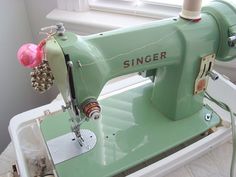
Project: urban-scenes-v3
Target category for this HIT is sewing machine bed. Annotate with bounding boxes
[41,83,220,177]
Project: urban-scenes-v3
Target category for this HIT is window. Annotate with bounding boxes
[57,0,211,19]
[50,0,215,35]
[130,0,183,6]
[143,0,211,6]
[88,0,182,18]
[89,0,211,8]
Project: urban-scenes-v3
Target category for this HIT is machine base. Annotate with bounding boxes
[41,83,220,177]
[47,129,97,164]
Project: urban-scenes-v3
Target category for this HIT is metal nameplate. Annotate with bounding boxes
[47,129,97,164]
[194,54,215,94]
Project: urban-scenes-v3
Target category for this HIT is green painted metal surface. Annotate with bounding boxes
[47,0,236,121]
[42,1,236,176]
[54,14,219,120]
[45,39,68,102]
[41,83,220,177]
[202,0,236,61]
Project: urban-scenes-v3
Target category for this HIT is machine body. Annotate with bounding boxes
[46,0,236,125]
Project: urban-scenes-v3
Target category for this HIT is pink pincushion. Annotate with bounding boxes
[17,40,46,68]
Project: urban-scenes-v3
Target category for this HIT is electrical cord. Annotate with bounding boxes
[204,92,236,177]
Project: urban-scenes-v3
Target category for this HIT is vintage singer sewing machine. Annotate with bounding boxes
[14,0,236,176]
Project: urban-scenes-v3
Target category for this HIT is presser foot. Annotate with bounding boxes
[75,134,85,147]
[71,126,85,146]
[70,120,85,146]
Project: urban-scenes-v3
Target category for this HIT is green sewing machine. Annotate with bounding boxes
[17,0,236,176]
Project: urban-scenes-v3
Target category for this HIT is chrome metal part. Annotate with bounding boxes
[56,23,65,36]
[205,113,212,121]
[65,60,80,117]
[47,129,97,164]
[194,54,215,94]
[40,23,65,39]
[61,102,71,112]
[228,35,236,47]
[67,61,73,68]
[65,59,84,140]
[208,71,219,81]
[77,60,82,68]
[71,124,81,137]
[89,110,101,120]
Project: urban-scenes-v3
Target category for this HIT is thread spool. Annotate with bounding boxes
[180,0,202,21]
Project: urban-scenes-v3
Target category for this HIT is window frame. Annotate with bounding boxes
[57,0,182,19]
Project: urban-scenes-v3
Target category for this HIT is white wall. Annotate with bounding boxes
[24,0,57,42]
[0,0,57,153]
